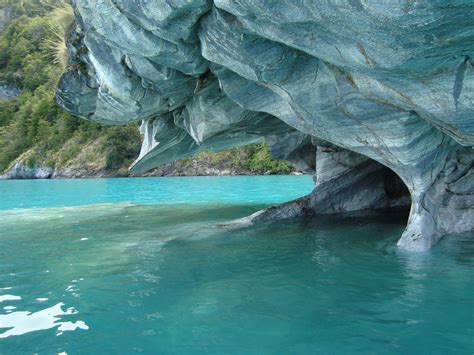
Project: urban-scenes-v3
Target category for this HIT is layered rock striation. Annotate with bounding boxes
[56,0,473,251]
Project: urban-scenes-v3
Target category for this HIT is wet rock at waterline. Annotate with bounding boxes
[56,0,474,251]
[0,162,53,180]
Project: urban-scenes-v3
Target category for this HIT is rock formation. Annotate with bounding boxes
[56,0,473,251]
[0,162,53,180]
[0,82,20,100]
[0,4,12,32]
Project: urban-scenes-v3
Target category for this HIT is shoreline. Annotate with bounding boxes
[0,161,304,180]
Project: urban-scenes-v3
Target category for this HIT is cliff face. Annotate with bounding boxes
[0,5,12,32]
[56,0,473,251]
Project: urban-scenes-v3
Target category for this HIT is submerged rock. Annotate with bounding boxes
[56,0,474,251]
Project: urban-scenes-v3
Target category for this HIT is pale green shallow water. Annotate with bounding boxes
[0,177,472,354]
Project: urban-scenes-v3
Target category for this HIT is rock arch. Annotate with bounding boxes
[56,0,473,251]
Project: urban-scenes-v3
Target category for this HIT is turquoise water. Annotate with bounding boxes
[0,177,472,354]
[0,176,314,210]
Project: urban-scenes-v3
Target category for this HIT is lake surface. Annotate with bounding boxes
[0,177,472,354]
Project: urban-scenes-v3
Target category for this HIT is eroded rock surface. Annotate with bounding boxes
[0,82,20,100]
[0,162,53,180]
[56,0,474,251]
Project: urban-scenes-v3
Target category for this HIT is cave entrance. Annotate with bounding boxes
[381,166,410,202]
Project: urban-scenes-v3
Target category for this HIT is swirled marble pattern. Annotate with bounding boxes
[56,0,473,250]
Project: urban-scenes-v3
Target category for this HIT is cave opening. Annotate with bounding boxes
[381,166,410,202]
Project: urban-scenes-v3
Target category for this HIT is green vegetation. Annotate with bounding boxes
[0,0,148,174]
[235,143,294,174]
[0,0,295,176]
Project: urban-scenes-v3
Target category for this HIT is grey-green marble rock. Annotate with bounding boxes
[57,0,474,251]
[0,5,12,32]
[0,82,20,100]
[0,162,53,179]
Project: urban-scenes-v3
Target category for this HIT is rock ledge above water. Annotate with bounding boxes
[56,0,474,251]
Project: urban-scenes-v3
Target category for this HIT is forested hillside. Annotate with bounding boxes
[0,0,294,178]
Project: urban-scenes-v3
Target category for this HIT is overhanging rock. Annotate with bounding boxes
[57,0,474,251]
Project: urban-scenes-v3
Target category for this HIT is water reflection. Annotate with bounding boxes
[0,202,471,353]
[0,295,21,303]
[0,302,88,338]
